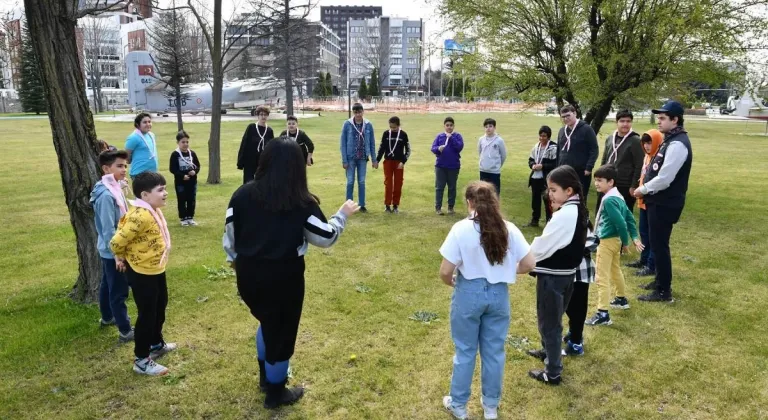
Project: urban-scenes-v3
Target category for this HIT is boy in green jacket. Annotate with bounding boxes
[586,164,644,326]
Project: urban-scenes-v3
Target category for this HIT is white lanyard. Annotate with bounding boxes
[138,131,156,160]
[256,124,268,152]
[534,142,548,165]
[287,129,299,142]
[444,132,452,146]
[563,122,577,152]
[387,129,401,156]
[608,130,631,164]
[175,148,195,169]
[353,120,365,142]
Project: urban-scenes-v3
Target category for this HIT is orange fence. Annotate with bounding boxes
[293,97,555,115]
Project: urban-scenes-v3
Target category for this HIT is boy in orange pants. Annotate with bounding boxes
[376,116,411,214]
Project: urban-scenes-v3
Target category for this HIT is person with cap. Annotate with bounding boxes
[633,101,693,303]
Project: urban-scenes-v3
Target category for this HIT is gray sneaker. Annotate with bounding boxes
[99,318,116,328]
[481,396,498,419]
[119,328,135,343]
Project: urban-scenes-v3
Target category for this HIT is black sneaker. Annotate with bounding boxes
[385,206,392,213]
[436,208,444,216]
[264,380,304,409]
[393,206,399,214]
[526,348,547,362]
[360,206,368,213]
[525,220,540,227]
[609,296,630,310]
[640,280,657,290]
[626,260,645,269]
[563,331,571,344]
[638,290,674,303]
[528,369,561,386]
[636,267,655,277]
[447,207,455,215]
[585,312,613,326]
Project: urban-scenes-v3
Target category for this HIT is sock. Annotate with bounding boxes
[265,360,290,384]
[256,326,266,361]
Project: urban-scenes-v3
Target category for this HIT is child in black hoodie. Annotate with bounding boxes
[169,130,201,226]
[376,116,411,214]
[280,115,315,166]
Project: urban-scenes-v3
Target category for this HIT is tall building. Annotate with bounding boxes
[1,19,23,90]
[320,5,382,86]
[348,17,423,95]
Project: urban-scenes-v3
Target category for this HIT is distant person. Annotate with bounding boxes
[376,116,411,214]
[125,113,159,178]
[340,103,377,213]
[238,106,274,184]
[585,165,642,327]
[526,165,588,386]
[633,101,693,303]
[431,116,464,215]
[595,109,643,213]
[439,181,534,420]
[556,105,599,199]
[110,172,177,376]
[627,130,663,280]
[223,138,359,409]
[526,125,558,227]
[477,118,507,195]
[169,130,201,226]
[90,149,133,343]
[279,115,314,166]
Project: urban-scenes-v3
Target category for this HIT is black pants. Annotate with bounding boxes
[127,266,168,359]
[579,172,592,200]
[647,203,683,295]
[243,167,257,184]
[595,186,636,217]
[530,178,552,222]
[175,180,197,220]
[565,282,590,344]
[236,256,305,363]
[479,171,501,195]
[435,167,460,210]
[536,273,574,377]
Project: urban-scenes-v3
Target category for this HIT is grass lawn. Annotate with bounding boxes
[0,112,766,419]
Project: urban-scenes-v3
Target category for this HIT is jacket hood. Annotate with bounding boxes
[642,129,663,156]
[90,181,108,205]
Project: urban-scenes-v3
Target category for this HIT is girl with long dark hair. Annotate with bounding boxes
[439,181,535,419]
[223,137,359,409]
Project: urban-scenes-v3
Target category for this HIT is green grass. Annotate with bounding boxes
[0,113,767,419]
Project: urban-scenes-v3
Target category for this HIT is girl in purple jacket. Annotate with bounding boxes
[431,116,464,215]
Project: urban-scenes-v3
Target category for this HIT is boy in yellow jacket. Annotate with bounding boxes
[111,171,176,376]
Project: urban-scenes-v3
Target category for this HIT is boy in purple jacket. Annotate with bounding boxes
[431,116,464,215]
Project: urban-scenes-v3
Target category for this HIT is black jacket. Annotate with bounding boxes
[600,131,644,188]
[557,121,599,172]
[237,124,274,170]
[527,140,558,187]
[279,129,315,163]
[169,149,201,183]
[376,129,411,163]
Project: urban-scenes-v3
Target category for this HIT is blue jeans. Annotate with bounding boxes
[639,208,656,271]
[449,274,510,408]
[99,258,131,334]
[345,159,368,207]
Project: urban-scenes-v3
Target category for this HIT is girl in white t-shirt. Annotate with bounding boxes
[439,181,535,420]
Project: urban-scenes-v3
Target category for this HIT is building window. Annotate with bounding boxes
[391,58,401,65]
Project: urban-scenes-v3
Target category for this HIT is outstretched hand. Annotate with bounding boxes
[634,239,645,252]
[339,200,361,217]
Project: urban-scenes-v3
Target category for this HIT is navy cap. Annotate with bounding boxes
[652,100,684,116]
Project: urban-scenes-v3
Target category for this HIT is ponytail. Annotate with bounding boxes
[465,181,508,265]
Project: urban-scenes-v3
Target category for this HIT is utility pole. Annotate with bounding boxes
[347,19,351,118]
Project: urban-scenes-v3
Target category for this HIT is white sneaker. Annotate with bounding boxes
[133,358,168,376]
[180,219,189,226]
[187,219,198,226]
[481,397,498,420]
[442,396,468,420]
[149,342,177,360]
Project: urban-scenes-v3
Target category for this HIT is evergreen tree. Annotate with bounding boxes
[18,20,47,114]
[238,48,253,79]
[312,71,326,97]
[368,68,379,97]
[358,78,368,99]
[324,72,333,96]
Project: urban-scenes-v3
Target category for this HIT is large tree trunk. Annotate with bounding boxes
[24,0,103,303]
[206,0,222,184]
[584,95,615,135]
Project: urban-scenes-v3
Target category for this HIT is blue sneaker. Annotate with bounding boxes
[563,340,584,356]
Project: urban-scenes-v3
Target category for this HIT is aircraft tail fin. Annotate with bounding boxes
[125,51,159,110]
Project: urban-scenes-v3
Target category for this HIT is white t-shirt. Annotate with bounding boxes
[440,218,531,284]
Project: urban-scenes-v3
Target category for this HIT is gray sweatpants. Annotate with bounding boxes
[536,273,575,377]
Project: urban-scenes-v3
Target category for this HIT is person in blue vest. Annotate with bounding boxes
[633,101,693,303]
[125,113,159,179]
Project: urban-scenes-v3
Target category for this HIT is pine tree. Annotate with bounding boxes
[358,78,368,99]
[18,20,47,114]
[368,68,379,97]
[239,48,253,79]
[324,72,333,96]
[312,71,325,97]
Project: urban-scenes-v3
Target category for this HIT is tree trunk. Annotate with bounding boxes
[91,82,98,113]
[206,0,222,184]
[175,80,183,131]
[584,95,615,135]
[282,2,294,115]
[24,0,103,303]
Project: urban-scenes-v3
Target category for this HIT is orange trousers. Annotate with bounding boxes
[383,159,405,206]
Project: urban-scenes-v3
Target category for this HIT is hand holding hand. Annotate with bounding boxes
[339,200,361,217]
[372,162,379,169]
[397,162,404,169]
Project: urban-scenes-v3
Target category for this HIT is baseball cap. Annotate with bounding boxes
[652,100,684,116]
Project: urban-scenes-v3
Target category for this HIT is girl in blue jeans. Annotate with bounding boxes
[439,181,535,419]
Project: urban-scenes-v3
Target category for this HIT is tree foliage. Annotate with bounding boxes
[368,68,379,97]
[358,78,368,99]
[18,19,47,114]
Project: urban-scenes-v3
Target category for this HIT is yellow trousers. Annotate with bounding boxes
[595,237,626,311]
